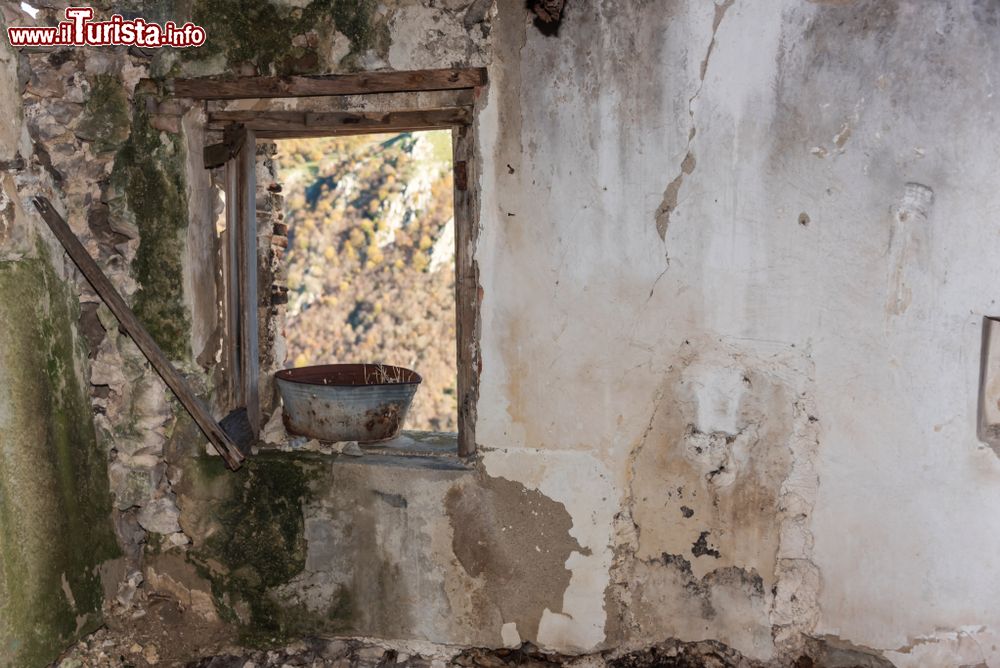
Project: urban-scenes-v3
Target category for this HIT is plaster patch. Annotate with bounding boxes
[884,626,1000,668]
[446,473,580,646]
[612,338,819,659]
[480,449,616,652]
[885,182,934,318]
[629,342,806,582]
[500,622,521,648]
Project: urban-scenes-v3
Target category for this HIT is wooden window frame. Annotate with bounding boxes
[188,68,485,457]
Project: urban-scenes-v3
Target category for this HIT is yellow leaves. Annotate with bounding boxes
[323,246,336,261]
[412,252,429,272]
[348,228,365,248]
[418,234,433,250]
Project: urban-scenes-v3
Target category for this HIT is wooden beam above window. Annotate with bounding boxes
[166,67,487,100]
[206,108,472,138]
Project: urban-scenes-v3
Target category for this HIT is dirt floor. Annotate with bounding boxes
[50,596,234,668]
[46,588,786,668]
[51,609,763,668]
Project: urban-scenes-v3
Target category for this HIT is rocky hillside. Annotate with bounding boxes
[274,131,457,432]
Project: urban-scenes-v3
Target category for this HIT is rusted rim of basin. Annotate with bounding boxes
[275,363,422,387]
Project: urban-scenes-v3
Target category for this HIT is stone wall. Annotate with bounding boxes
[1,0,494,664]
[0,8,120,666]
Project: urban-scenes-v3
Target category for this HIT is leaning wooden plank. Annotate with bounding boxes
[32,197,246,471]
[168,67,487,100]
[207,108,472,135]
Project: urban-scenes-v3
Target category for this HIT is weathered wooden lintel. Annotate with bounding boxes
[166,67,487,100]
[206,108,472,139]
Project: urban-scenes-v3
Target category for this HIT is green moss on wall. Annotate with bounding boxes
[0,253,120,667]
[330,0,386,55]
[327,585,352,629]
[186,0,388,74]
[77,74,130,153]
[188,455,321,646]
[111,102,191,360]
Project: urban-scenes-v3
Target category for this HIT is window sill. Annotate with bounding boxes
[364,430,458,456]
[258,429,470,471]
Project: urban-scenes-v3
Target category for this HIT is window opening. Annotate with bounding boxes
[274,130,458,432]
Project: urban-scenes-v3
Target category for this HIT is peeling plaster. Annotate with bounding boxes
[884,626,1000,667]
[884,181,934,319]
[446,474,581,644]
[481,449,616,653]
[607,338,819,661]
[4,1,1000,665]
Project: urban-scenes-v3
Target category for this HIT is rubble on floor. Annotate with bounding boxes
[51,622,845,668]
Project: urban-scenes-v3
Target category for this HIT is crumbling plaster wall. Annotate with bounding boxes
[477,0,1000,665]
[7,0,1000,666]
[182,1,1000,663]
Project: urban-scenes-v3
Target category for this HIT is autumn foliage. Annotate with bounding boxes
[275,131,457,432]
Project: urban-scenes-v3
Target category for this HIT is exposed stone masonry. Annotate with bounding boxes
[9,6,192,618]
[5,3,495,653]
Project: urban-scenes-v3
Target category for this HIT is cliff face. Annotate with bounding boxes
[276,131,458,432]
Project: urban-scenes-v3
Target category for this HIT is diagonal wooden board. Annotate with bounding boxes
[33,196,245,470]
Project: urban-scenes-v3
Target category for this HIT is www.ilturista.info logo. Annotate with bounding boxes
[7,7,206,48]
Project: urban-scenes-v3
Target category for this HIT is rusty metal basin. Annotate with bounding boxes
[275,364,422,443]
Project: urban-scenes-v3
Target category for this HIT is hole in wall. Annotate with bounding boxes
[527,0,567,36]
